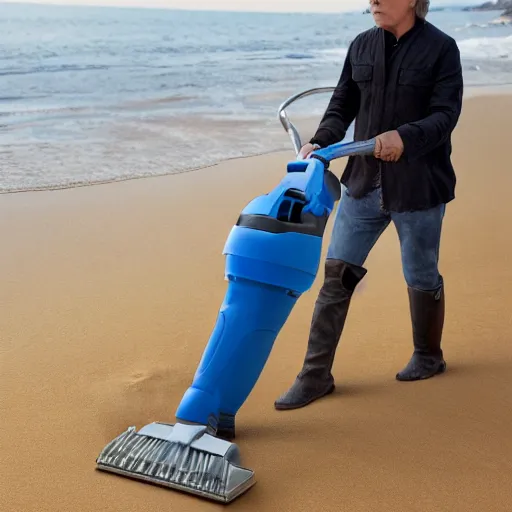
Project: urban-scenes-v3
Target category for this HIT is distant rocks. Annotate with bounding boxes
[464,0,511,10]
[489,13,511,25]
[464,0,512,24]
[491,6,512,24]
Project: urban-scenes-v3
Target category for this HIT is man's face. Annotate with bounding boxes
[370,0,414,30]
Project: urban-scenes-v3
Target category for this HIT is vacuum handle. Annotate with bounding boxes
[313,137,376,163]
[278,88,377,217]
[277,87,376,163]
[277,86,336,155]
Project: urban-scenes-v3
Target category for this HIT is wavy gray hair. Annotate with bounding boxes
[415,0,430,19]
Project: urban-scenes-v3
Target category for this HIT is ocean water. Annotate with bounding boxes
[1,3,511,192]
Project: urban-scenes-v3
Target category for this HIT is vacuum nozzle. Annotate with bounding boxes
[96,422,255,504]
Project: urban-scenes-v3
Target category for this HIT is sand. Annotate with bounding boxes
[1,94,512,512]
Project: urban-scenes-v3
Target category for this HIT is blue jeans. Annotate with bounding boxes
[326,187,445,291]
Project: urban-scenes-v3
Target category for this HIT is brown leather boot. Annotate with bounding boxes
[396,282,446,381]
[274,259,367,410]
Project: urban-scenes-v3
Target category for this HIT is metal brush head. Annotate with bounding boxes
[95,422,255,504]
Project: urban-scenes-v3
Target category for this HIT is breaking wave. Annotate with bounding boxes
[457,35,512,60]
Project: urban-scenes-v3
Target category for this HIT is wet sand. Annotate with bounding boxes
[1,94,512,511]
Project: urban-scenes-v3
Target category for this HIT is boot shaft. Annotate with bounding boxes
[300,259,367,379]
[408,282,445,357]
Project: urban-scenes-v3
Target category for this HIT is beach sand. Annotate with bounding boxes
[1,94,512,512]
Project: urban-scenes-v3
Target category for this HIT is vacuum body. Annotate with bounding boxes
[175,159,340,431]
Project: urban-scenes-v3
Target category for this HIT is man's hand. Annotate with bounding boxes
[298,143,320,160]
[374,130,404,162]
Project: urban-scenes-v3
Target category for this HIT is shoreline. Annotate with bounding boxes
[2,84,511,197]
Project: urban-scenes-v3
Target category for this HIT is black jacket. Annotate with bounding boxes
[310,18,464,212]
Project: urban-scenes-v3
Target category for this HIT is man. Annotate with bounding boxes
[274,0,463,411]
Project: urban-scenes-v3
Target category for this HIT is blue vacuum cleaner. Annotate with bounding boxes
[95,88,375,504]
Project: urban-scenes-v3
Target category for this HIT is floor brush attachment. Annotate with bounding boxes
[96,422,253,503]
[95,136,379,503]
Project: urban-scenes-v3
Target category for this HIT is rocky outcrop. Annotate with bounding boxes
[464,0,512,10]
[465,0,512,23]
[492,6,512,22]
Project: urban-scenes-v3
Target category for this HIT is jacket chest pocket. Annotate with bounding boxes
[398,67,434,88]
[351,64,373,90]
[396,67,434,121]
